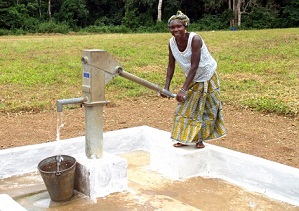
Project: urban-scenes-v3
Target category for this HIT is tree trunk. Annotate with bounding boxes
[48,0,51,20]
[157,0,162,22]
[229,0,233,27]
[237,0,241,26]
[37,0,42,18]
[233,0,237,27]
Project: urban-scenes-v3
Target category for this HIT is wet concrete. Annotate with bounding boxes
[0,151,298,211]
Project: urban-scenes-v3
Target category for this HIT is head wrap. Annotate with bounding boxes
[168,11,190,27]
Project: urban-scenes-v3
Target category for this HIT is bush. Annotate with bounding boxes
[241,7,278,29]
[0,29,10,36]
[36,21,71,34]
[280,1,299,28]
[190,14,231,31]
[11,29,27,35]
[22,17,40,32]
[136,21,168,33]
[109,25,131,33]
[80,25,131,33]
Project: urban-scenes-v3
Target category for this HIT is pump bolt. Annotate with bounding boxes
[115,66,123,73]
[81,56,88,64]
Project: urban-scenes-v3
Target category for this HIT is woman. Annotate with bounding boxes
[162,11,226,148]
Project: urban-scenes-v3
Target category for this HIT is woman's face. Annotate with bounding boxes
[169,19,186,38]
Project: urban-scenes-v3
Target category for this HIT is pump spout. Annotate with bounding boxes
[56,97,87,112]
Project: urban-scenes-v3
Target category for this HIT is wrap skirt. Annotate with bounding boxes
[171,72,227,143]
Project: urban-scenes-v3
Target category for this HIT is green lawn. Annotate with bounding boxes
[0,28,298,116]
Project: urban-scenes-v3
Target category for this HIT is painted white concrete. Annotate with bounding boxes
[0,137,84,178]
[149,131,299,206]
[74,152,128,199]
[0,194,27,211]
[150,140,211,179]
[0,126,147,179]
[0,126,299,206]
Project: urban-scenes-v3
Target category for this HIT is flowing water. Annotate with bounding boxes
[56,112,65,172]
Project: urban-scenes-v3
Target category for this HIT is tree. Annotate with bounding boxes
[0,3,38,30]
[122,0,156,29]
[47,0,51,19]
[56,0,89,28]
[281,0,299,27]
[157,0,162,22]
[36,0,41,18]
[229,0,257,27]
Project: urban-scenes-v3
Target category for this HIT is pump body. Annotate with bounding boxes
[56,49,177,159]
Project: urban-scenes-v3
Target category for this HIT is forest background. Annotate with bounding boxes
[0,0,299,35]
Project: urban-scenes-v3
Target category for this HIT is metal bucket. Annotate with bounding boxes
[38,155,76,202]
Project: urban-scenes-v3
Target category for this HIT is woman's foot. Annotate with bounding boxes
[173,142,188,147]
[195,141,205,149]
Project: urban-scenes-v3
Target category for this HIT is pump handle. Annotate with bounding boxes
[116,67,178,99]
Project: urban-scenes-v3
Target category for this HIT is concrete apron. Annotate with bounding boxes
[0,126,299,210]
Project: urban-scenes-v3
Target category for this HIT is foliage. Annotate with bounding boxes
[190,12,232,31]
[55,0,89,29]
[281,0,299,27]
[0,0,298,34]
[122,1,141,29]
[80,24,131,33]
[136,21,169,33]
[0,29,10,36]
[36,21,71,34]
[241,6,278,29]
[122,0,156,30]
[0,3,38,31]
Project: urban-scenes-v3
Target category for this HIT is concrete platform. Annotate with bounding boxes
[0,126,299,210]
[74,152,128,198]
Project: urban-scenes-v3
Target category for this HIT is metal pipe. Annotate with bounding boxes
[116,67,176,98]
[56,97,87,112]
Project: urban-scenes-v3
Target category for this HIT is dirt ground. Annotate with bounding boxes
[1,96,298,168]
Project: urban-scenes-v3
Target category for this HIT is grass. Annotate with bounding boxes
[0,28,298,116]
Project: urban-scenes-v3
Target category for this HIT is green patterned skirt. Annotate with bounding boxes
[171,72,226,143]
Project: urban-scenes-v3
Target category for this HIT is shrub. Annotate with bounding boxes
[80,25,131,33]
[36,21,71,34]
[241,7,278,29]
[190,14,230,31]
[0,29,10,36]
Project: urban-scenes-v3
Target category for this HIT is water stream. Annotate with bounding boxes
[56,112,65,172]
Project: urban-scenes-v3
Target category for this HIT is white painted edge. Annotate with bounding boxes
[0,194,27,211]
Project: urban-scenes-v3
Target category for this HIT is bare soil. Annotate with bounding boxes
[1,97,298,168]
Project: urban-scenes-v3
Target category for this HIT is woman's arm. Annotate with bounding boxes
[176,35,202,102]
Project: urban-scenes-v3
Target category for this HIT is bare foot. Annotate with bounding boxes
[195,141,205,148]
[173,142,188,147]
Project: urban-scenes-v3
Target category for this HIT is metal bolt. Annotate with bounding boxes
[81,56,88,64]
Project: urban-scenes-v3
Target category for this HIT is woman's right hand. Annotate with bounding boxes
[176,90,186,102]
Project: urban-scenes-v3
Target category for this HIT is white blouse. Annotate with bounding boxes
[169,32,217,82]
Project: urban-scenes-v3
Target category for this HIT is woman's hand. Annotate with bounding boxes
[160,92,169,98]
[176,90,186,102]
[161,87,171,98]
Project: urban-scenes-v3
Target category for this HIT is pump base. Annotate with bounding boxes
[74,152,128,198]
